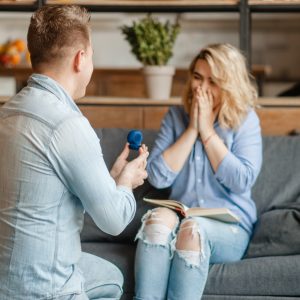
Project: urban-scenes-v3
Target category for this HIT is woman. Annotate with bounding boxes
[134,43,263,300]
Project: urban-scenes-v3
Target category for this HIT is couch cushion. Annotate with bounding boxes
[248,136,300,258]
[94,128,158,169]
[252,136,300,215]
[205,255,300,297]
[245,204,300,258]
[82,242,300,298]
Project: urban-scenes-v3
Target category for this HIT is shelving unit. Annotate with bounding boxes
[1,1,300,101]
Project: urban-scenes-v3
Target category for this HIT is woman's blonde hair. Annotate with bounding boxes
[182,43,257,129]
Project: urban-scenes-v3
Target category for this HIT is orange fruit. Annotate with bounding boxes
[12,39,26,52]
[0,54,10,66]
[10,53,21,66]
[6,45,18,56]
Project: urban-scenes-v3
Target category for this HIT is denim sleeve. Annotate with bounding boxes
[47,116,136,236]
[214,110,263,194]
[147,109,179,189]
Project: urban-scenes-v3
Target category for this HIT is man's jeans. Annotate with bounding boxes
[65,252,123,300]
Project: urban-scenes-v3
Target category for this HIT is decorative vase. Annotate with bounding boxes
[142,65,175,100]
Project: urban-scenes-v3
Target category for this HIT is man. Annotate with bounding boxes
[0,5,148,300]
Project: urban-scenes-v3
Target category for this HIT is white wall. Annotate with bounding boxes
[1,12,299,96]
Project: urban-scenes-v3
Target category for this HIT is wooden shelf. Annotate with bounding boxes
[0,95,182,105]
[250,0,300,5]
[78,97,182,106]
[257,97,300,107]
[1,95,300,106]
[47,0,238,5]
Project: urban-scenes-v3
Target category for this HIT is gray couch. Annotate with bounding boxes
[81,128,300,300]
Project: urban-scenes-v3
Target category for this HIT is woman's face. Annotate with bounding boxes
[190,58,222,111]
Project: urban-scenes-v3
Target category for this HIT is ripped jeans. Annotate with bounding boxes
[134,208,250,300]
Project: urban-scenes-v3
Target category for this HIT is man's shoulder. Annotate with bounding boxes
[4,86,82,129]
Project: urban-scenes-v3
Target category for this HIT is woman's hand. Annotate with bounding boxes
[196,87,218,140]
[188,92,199,133]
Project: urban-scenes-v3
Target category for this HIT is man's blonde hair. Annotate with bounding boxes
[27,5,91,69]
[183,43,257,129]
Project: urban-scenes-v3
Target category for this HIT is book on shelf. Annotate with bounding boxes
[143,198,240,223]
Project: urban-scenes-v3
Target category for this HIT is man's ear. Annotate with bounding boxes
[73,49,85,73]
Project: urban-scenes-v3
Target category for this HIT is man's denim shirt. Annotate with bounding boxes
[0,74,136,299]
[147,106,263,234]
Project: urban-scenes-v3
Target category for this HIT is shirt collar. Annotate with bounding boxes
[27,73,82,114]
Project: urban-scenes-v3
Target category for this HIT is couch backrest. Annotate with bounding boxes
[252,135,300,214]
[94,128,158,170]
[96,128,300,212]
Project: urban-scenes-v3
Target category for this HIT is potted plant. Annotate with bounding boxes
[121,15,180,100]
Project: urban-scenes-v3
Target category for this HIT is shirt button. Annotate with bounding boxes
[199,199,205,204]
[197,178,201,183]
[196,156,200,161]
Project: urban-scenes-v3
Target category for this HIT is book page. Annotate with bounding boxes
[143,198,190,215]
[143,198,239,223]
[186,207,240,222]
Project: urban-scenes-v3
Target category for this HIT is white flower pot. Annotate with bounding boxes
[142,65,175,100]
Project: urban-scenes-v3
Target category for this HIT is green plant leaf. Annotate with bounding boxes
[121,15,180,66]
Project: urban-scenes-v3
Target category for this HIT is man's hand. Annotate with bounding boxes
[110,143,130,180]
[112,144,149,190]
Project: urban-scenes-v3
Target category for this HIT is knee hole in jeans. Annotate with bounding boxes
[145,207,178,229]
[176,219,201,251]
[143,208,178,245]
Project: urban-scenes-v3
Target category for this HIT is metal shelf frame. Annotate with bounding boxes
[242,0,300,65]
[0,1,240,12]
[250,4,300,13]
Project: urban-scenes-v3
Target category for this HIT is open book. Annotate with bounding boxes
[143,198,240,223]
